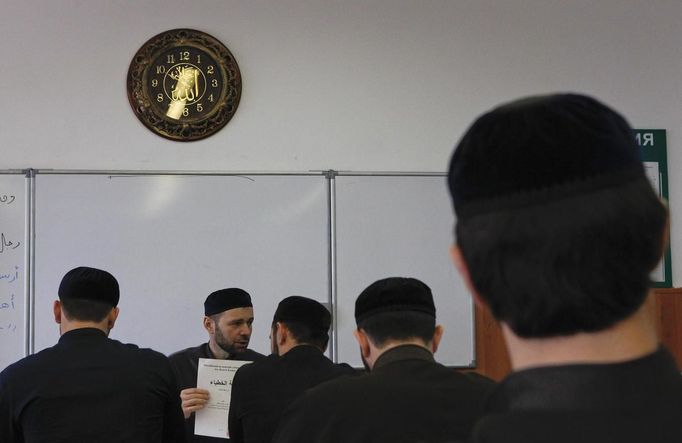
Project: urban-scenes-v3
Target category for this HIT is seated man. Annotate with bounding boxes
[228,296,356,443]
[273,277,494,443]
[447,93,682,442]
[0,266,185,442]
[169,288,265,443]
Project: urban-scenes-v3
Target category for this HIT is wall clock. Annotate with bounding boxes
[127,29,241,141]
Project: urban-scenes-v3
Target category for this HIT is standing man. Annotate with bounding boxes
[447,93,682,442]
[0,266,186,442]
[228,296,356,443]
[169,288,265,442]
[273,277,494,443]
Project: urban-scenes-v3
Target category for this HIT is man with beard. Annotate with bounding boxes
[273,277,494,443]
[169,288,265,442]
[228,296,356,443]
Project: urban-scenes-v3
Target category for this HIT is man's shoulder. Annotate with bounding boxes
[379,354,494,384]
[168,343,204,358]
[301,369,364,398]
[168,343,205,362]
[317,358,358,379]
[331,361,357,374]
[236,348,267,362]
[471,408,682,443]
[233,353,278,381]
[1,339,171,385]
[104,337,170,363]
[1,347,54,381]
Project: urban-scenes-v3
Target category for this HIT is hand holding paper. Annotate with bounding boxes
[194,358,252,439]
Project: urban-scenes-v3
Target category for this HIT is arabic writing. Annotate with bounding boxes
[0,233,20,253]
[209,379,229,386]
[0,266,19,283]
[170,66,200,102]
[0,194,15,205]
[0,293,15,310]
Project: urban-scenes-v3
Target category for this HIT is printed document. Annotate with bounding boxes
[195,358,252,439]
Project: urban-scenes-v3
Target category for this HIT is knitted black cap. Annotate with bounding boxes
[204,288,252,316]
[355,277,436,324]
[58,266,120,307]
[273,296,331,333]
[448,93,646,219]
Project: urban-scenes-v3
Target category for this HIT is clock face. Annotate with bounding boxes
[127,29,241,141]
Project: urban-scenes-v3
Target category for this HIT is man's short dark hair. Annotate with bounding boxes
[274,320,330,350]
[456,179,666,337]
[448,93,667,338]
[61,298,113,322]
[357,311,436,347]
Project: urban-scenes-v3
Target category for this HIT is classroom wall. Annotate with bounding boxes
[2,1,681,279]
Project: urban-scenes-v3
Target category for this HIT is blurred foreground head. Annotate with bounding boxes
[447,93,667,338]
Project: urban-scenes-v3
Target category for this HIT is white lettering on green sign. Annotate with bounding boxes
[635,132,654,147]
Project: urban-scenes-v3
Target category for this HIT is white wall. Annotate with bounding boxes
[3,0,682,281]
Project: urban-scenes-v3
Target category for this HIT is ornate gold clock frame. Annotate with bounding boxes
[127,29,241,141]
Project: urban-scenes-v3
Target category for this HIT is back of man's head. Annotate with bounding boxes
[355,277,437,346]
[58,266,119,322]
[447,93,667,338]
[272,296,331,350]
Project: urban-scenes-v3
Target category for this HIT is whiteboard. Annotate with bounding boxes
[334,175,474,367]
[33,174,329,356]
[0,173,27,372]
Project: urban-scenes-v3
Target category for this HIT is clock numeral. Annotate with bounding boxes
[167,54,175,64]
[196,54,202,64]
[180,51,190,61]
[197,103,203,112]
[207,65,214,75]
[151,79,158,87]
[183,107,189,117]
[212,79,218,87]
[156,65,166,74]
[208,94,214,103]
[157,93,164,103]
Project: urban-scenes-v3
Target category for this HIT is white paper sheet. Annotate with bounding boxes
[195,358,252,439]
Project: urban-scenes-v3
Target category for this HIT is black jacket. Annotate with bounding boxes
[273,344,495,443]
[168,343,265,442]
[470,347,682,443]
[0,328,186,443]
[228,345,357,443]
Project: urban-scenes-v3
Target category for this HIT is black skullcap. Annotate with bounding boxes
[273,296,331,333]
[355,277,436,324]
[448,93,647,219]
[58,266,120,307]
[204,288,253,316]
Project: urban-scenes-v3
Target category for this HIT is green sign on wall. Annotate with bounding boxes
[634,129,672,288]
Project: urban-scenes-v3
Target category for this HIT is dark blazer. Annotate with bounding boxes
[228,344,357,443]
[272,344,495,443]
[0,328,186,443]
[469,347,682,443]
[168,343,265,443]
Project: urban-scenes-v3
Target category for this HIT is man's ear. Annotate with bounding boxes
[450,244,488,310]
[431,324,444,354]
[277,322,288,345]
[353,328,371,360]
[53,300,62,324]
[203,316,214,334]
[107,307,120,330]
